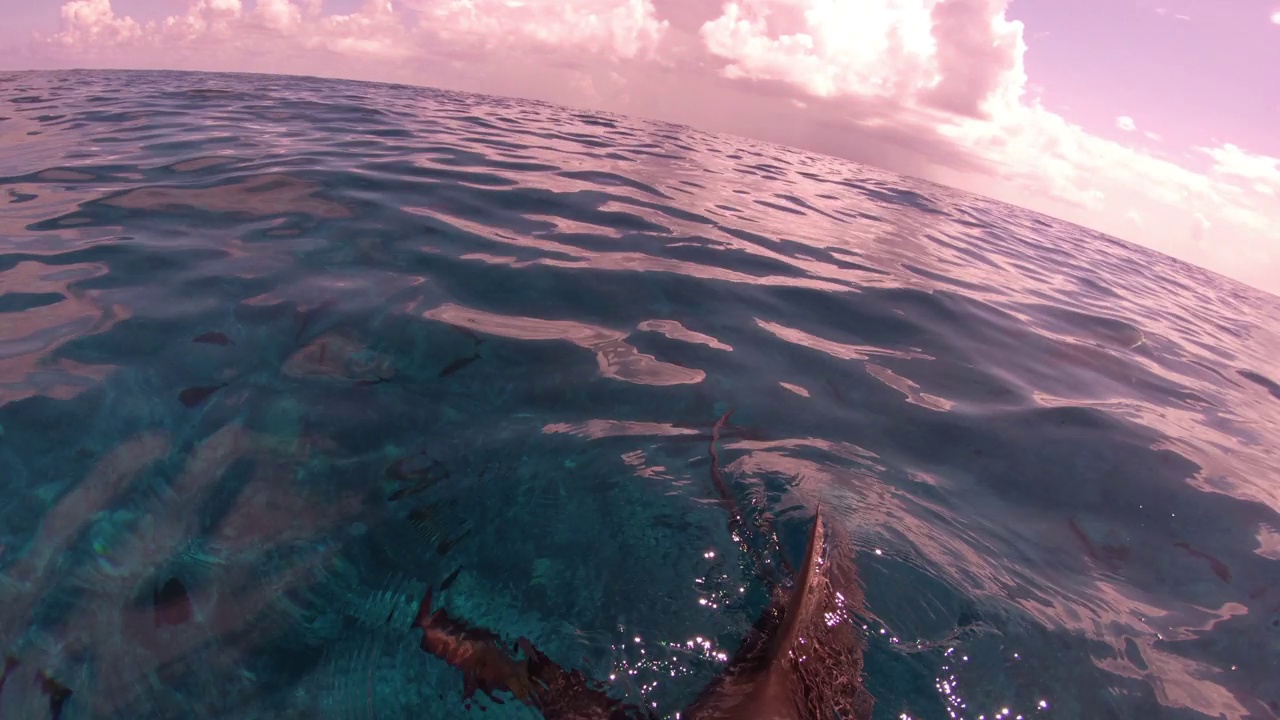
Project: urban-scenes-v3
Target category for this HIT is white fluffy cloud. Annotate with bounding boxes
[42,0,667,61]
[55,0,142,46]
[700,0,941,101]
[255,0,304,32]
[159,0,244,40]
[1199,143,1280,196]
[699,0,1026,119]
[421,0,669,60]
[306,0,414,59]
[695,0,1279,286]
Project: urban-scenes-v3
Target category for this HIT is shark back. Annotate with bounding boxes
[409,506,872,720]
[682,508,846,720]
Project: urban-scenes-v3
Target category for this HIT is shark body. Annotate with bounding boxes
[680,509,870,720]
[412,507,872,720]
[411,410,872,719]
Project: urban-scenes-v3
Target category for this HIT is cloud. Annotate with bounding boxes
[44,0,416,65]
[1198,143,1280,196]
[1272,8,1280,24]
[1154,7,1191,21]
[159,0,245,40]
[20,0,1280,292]
[307,1,415,60]
[698,0,1025,119]
[255,0,304,32]
[418,0,669,60]
[40,0,667,63]
[690,0,1254,221]
[55,0,143,46]
[693,0,1279,285]
[699,1,940,101]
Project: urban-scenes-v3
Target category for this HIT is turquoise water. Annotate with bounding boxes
[1,69,1279,720]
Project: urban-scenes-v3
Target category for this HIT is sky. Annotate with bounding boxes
[0,0,1277,294]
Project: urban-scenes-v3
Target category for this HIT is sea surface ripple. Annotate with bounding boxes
[2,69,1279,720]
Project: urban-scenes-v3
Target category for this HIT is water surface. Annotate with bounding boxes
[1,69,1279,720]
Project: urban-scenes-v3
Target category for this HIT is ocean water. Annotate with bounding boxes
[1,68,1279,720]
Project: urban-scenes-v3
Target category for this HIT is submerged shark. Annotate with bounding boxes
[410,410,872,719]
[411,506,874,720]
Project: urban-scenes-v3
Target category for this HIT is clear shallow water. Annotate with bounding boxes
[1,68,1279,720]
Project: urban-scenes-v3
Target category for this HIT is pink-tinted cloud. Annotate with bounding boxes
[416,0,668,60]
[255,0,304,32]
[11,0,1280,292]
[39,0,666,63]
[1154,7,1191,22]
[699,1,937,101]
[55,0,143,46]
[699,0,1026,121]
[1199,143,1280,196]
[310,1,414,59]
[692,0,1280,286]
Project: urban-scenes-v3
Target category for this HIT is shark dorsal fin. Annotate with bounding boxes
[764,505,826,665]
[655,506,839,720]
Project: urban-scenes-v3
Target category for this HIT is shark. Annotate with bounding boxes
[678,507,872,720]
[411,505,873,720]
[409,409,873,719]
